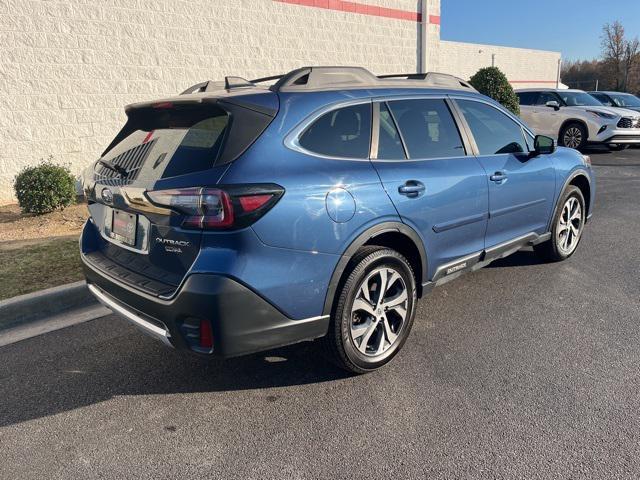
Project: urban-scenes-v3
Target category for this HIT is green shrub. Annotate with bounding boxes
[14,157,76,214]
[469,66,520,115]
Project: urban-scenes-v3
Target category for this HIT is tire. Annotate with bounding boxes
[534,185,586,262]
[559,122,588,150]
[323,246,417,374]
[608,144,629,151]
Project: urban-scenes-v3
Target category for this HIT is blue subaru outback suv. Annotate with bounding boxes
[80,66,595,373]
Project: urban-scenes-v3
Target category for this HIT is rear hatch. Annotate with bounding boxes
[82,90,278,296]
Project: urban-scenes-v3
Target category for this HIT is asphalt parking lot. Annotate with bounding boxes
[1,148,639,479]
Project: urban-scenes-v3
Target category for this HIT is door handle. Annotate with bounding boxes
[398,181,426,197]
[490,171,507,183]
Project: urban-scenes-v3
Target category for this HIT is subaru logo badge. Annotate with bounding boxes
[101,188,113,204]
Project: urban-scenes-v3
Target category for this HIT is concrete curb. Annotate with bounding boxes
[0,304,111,348]
[0,281,101,332]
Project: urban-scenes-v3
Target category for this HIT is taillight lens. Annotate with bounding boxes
[146,184,283,230]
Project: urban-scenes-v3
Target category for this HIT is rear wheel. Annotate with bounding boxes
[324,247,417,374]
[534,186,586,262]
[559,123,587,150]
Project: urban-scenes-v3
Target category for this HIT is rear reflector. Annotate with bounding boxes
[239,194,273,212]
[199,320,213,349]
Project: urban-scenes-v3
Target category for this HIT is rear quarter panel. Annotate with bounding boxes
[220,91,401,255]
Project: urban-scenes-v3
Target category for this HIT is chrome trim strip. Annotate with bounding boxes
[99,229,150,255]
[87,284,173,348]
[292,314,330,324]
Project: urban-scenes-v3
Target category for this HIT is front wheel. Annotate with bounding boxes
[324,247,417,374]
[559,123,588,150]
[534,186,586,262]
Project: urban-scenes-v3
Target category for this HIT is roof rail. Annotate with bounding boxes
[378,72,475,91]
[250,74,286,84]
[181,76,257,95]
[270,67,476,92]
[378,72,475,90]
[181,67,476,95]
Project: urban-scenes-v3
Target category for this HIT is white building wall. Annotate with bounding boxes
[0,0,421,203]
[0,0,562,204]
[439,40,561,89]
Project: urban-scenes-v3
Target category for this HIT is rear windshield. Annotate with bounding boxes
[98,106,229,183]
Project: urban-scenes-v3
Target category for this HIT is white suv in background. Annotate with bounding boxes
[516,89,640,151]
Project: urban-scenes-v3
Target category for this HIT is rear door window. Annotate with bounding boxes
[457,99,527,155]
[387,99,465,159]
[299,103,372,159]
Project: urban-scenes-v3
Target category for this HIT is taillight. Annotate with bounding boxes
[146,184,284,230]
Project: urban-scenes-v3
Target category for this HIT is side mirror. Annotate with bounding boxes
[545,100,560,111]
[533,135,555,156]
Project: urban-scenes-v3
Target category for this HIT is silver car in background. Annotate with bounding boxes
[516,89,640,151]
[589,91,640,114]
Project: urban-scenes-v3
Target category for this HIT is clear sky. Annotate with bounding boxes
[440,0,640,61]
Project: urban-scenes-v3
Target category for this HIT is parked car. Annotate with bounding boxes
[80,67,595,373]
[516,88,640,151]
[589,91,640,113]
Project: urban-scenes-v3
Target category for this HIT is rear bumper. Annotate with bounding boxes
[82,254,329,358]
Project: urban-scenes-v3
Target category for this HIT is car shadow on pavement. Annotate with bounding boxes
[486,250,546,269]
[0,320,353,427]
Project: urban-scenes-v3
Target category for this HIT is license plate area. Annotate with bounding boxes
[110,210,137,247]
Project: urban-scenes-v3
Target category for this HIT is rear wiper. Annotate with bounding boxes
[97,159,128,177]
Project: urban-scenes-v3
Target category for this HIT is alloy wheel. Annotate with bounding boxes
[563,127,583,149]
[557,196,582,254]
[350,266,408,357]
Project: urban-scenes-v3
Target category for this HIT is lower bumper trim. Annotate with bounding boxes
[601,135,640,144]
[88,283,173,348]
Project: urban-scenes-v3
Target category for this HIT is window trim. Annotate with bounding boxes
[370,95,472,162]
[450,96,535,157]
[286,94,537,162]
[285,99,374,161]
[371,101,409,161]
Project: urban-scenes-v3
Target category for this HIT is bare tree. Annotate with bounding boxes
[623,37,640,91]
[601,21,626,89]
